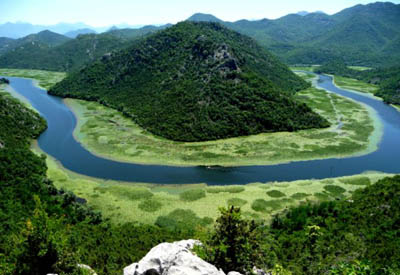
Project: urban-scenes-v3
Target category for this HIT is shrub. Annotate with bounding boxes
[339,177,371,186]
[155,209,212,231]
[251,199,283,212]
[267,190,286,198]
[207,186,245,194]
[291,193,310,200]
[198,206,268,274]
[323,185,346,196]
[138,200,162,212]
[227,198,247,207]
[179,189,206,202]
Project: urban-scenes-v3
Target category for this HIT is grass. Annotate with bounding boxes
[0,68,66,90]
[266,190,286,198]
[333,76,378,94]
[65,85,380,167]
[348,66,372,71]
[36,146,392,226]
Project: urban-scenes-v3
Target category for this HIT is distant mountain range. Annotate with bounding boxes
[186,2,400,66]
[0,22,147,39]
[0,2,399,68]
[0,25,169,72]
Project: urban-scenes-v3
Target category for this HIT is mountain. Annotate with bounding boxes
[49,22,328,142]
[0,26,166,72]
[0,30,70,56]
[64,28,97,38]
[0,22,94,38]
[187,13,224,23]
[185,2,400,66]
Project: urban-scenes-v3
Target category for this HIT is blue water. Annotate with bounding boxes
[3,74,400,185]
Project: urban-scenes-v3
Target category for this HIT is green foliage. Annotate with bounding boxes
[227,198,247,207]
[179,189,206,202]
[267,190,287,198]
[0,77,9,84]
[49,22,328,142]
[290,193,310,200]
[270,176,400,274]
[155,209,213,231]
[339,177,371,186]
[323,185,346,196]
[199,206,269,274]
[138,200,163,212]
[207,186,245,194]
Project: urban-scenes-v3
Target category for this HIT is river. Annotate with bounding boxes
[3,74,400,185]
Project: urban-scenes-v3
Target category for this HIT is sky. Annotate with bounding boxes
[1,0,400,27]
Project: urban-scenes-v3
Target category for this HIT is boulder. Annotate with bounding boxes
[123,240,226,275]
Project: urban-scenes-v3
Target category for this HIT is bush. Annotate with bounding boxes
[267,190,286,198]
[323,185,346,196]
[291,193,310,200]
[155,209,212,231]
[138,200,162,212]
[179,189,206,202]
[198,206,268,274]
[227,198,247,207]
[207,186,245,194]
[251,199,283,212]
[339,177,371,186]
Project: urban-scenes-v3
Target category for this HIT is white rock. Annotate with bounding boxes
[123,239,225,275]
[228,272,243,275]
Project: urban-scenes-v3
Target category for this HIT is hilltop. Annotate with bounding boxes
[50,22,328,142]
[0,26,167,72]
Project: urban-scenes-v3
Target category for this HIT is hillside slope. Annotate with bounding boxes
[0,26,166,72]
[50,22,328,142]
[188,2,400,66]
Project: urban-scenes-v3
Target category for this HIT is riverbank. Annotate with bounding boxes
[0,68,65,89]
[65,81,380,167]
[32,143,391,225]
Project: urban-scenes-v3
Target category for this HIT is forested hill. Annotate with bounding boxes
[50,22,328,142]
[187,2,400,66]
[0,25,167,72]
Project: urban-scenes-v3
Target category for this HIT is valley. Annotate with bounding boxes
[1,2,400,274]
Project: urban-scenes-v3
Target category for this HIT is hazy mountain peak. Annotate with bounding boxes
[187,13,223,23]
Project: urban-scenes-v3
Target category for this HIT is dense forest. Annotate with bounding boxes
[50,22,328,142]
[316,61,400,105]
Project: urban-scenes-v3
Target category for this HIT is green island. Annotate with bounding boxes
[65,77,381,166]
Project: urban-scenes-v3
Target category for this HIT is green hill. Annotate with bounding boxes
[49,22,328,142]
[185,2,400,66]
[0,26,166,72]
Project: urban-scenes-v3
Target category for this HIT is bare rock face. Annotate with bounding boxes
[123,240,228,275]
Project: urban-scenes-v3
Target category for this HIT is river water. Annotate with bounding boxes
[3,74,400,185]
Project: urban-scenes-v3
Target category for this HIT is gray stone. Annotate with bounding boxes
[123,239,226,275]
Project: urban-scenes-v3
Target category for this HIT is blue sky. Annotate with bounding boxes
[1,0,399,26]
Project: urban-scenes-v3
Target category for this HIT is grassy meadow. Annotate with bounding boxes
[0,68,66,89]
[333,75,379,94]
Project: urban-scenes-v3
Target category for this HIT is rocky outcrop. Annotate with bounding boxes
[123,240,243,275]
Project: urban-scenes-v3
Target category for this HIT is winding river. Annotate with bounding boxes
[3,74,400,185]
